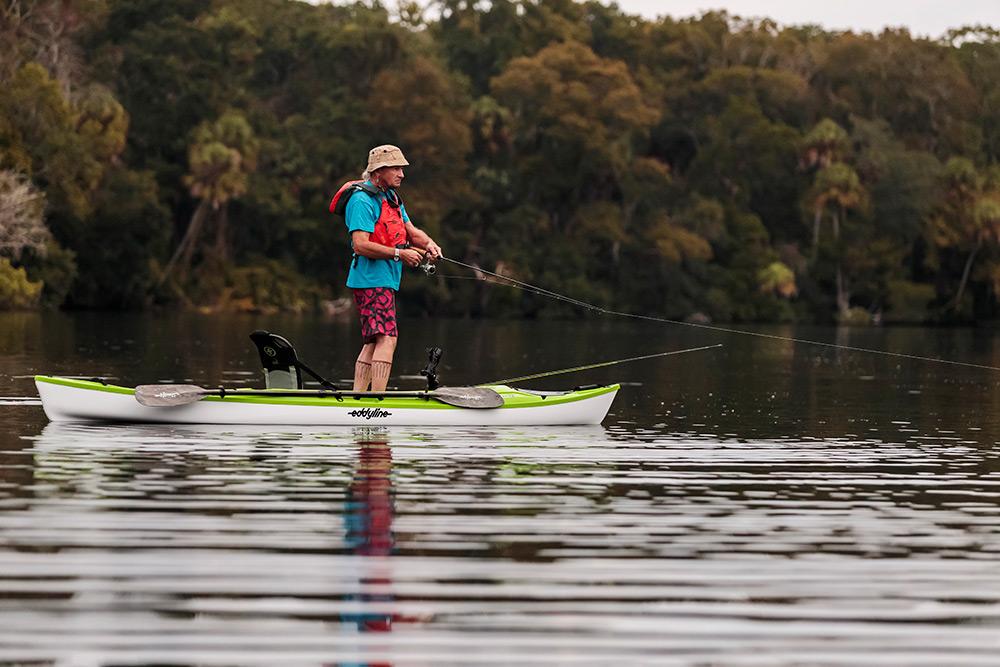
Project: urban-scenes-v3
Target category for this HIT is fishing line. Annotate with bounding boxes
[489,344,723,385]
[438,256,1000,373]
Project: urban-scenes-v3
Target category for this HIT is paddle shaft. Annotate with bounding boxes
[134,383,505,408]
[194,388,465,400]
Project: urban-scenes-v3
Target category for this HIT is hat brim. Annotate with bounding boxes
[385,158,410,167]
[368,158,410,171]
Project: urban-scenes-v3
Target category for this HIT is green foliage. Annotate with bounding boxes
[926,157,1000,315]
[802,119,849,169]
[0,258,43,309]
[758,262,797,298]
[688,97,802,240]
[68,168,170,308]
[185,111,259,206]
[884,279,935,323]
[159,110,260,288]
[809,163,867,216]
[813,31,977,153]
[491,39,660,207]
[225,259,326,313]
[0,63,106,218]
[0,0,998,324]
[838,306,874,326]
[75,85,129,165]
[646,214,712,264]
[696,66,810,127]
[21,240,77,307]
[366,54,474,229]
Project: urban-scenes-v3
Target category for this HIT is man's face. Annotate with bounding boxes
[376,166,405,188]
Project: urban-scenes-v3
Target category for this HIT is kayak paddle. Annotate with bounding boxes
[134,384,504,409]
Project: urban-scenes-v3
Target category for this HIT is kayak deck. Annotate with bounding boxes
[34,376,619,426]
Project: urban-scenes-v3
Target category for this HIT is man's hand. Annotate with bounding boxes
[425,240,443,260]
[399,248,423,267]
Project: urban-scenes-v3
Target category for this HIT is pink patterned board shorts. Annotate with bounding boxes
[353,287,398,343]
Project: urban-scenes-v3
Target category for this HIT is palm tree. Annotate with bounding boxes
[159,112,257,287]
[927,158,998,312]
[758,261,797,298]
[801,118,849,170]
[800,119,849,254]
[953,195,1000,309]
[807,162,867,317]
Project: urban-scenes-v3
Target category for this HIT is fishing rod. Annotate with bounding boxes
[437,256,1000,373]
[489,344,723,385]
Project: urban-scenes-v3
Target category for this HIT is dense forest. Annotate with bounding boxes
[1,0,998,323]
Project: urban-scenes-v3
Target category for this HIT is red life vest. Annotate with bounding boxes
[330,180,408,248]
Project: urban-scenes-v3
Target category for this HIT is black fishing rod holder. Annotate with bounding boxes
[421,347,442,390]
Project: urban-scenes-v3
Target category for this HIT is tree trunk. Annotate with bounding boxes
[615,199,637,268]
[159,198,211,286]
[177,200,213,275]
[836,266,850,318]
[811,207,822,258]
[213,206,229,262]
[953,236,983,311]
[833,207,848,317]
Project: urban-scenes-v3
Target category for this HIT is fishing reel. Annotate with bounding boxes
[418,253,437,276]
[397,243,437,276]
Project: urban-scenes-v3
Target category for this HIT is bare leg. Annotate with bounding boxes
[370,335,397,392]
[353,342,375,391]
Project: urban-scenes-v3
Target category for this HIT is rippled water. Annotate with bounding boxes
[2,312,1000,664]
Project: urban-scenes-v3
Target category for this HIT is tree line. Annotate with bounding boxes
[1,0,998,323]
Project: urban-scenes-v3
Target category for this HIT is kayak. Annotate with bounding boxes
[34,375,619,426]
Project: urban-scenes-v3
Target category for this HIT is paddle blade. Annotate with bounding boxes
[134,384,207,407]
[432,386,504,409]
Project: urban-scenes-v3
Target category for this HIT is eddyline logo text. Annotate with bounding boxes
[348,408,391,420]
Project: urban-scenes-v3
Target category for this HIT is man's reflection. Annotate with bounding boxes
[342,428,396,654]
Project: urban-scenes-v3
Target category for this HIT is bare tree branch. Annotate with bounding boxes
[0,169,50,259]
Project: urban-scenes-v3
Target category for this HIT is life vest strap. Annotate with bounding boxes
[329,180,381,216]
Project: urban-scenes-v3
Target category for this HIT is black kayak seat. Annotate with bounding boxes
[249,330,302,389]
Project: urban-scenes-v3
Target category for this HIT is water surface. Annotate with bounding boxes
[2,312,1000,664]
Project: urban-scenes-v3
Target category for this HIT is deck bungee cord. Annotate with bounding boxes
[437,256,1000,373]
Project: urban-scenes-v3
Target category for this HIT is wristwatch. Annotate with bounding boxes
[393,248,400,262]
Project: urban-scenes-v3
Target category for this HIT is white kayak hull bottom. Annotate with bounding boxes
[35,377,619,426]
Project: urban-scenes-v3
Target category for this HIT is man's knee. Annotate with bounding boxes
[357,343,375,363]
[372,335,397,362]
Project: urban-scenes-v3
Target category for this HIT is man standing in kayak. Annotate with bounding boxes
[345,145,442,392]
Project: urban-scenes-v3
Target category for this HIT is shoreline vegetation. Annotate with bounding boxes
[0,1,998,324]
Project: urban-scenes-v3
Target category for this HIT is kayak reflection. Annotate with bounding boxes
[18,421,618,663]
[28,422,425,665]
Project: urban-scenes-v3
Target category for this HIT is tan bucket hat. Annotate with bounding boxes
[366,144,409,173]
